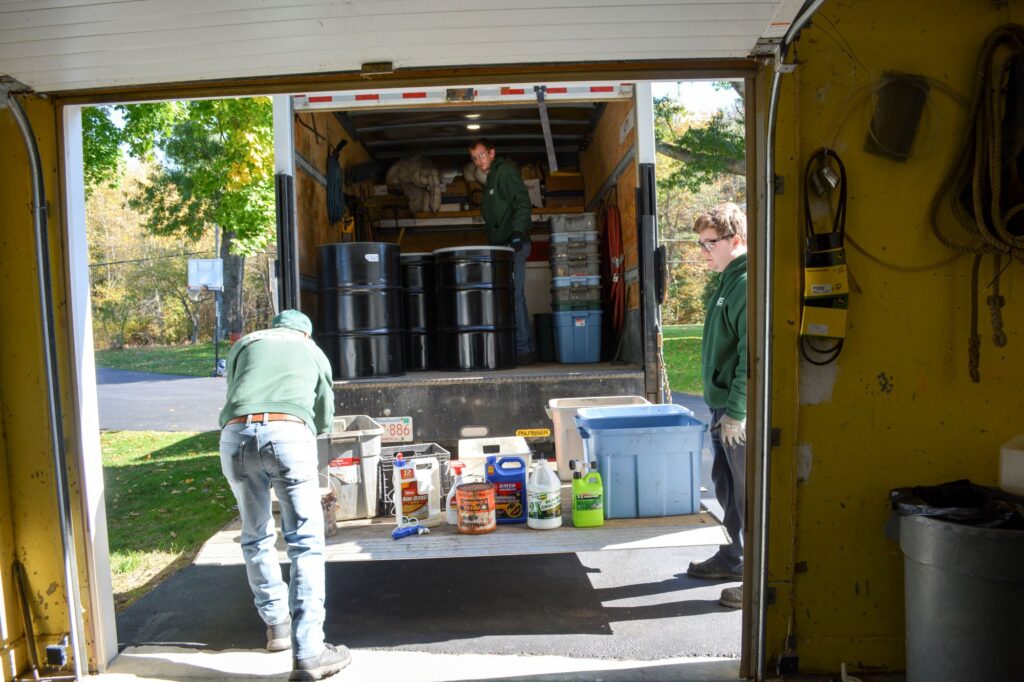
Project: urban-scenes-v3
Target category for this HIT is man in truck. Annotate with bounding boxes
[469,137,536,364]
[686,203,748,610]
[219,310,350,681]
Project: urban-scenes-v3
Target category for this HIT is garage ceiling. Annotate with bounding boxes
[0,0,803,95]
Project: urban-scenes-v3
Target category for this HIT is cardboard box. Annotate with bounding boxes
[545,172,584,193]
[545,194,585,209]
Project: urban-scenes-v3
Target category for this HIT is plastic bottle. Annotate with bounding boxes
[571,460,604,527]
[485,455,528,524]
[527,458,562,529]
[446,460,466,525]
[393,455,442,528]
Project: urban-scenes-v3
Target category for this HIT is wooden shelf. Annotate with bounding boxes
[376,206,586,229]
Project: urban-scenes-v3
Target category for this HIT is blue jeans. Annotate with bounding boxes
[220,420,325,660]
[710,407,745,568]
[513,240,535,355]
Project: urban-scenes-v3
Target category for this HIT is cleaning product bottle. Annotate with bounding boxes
[446,460,466,525]
[486,455,528,524]
[393,455,442,528]
[527,458,562,529]
[572,460,604,527]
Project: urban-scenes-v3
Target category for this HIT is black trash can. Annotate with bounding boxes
[892,481,1024,682]
[400,252,437,371]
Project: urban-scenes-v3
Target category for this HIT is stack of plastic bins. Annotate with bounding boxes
[545,395,650,481]
[456,435,532,480]
[575,404,706,519]
[378,443,452,516]
[315,415,384,520]
[549,228,600,313]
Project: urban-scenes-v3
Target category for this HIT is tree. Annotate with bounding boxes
[654,86,746,324]
[82,98,275,337]
[654,83,746,193]
[86,166,215,348]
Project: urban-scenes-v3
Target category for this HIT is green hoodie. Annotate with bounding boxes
[218,327,335,435]
[481,157,532,246]
[701,253,747,420]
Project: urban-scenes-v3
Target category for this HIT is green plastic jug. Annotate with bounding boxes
[572,466,604,528]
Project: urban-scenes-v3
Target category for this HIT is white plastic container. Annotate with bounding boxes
[457,436,532,480]
[392,456,442,527]
[545,396,650,481]
[446,461,466,525]
[527,459,563,529]
[1000,434,1024,496]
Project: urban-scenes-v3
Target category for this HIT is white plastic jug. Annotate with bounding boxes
[393,456,442,528]
[527,458,563,529]
[446,460,466,525]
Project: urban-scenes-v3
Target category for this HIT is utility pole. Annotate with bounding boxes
[214,225,222,376]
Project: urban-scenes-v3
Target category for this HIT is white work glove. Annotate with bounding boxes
[719,415,746,447]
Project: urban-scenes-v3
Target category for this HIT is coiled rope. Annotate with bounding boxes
[930,24,1024,381]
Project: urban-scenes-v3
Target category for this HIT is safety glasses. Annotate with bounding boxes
[698,234,734,252]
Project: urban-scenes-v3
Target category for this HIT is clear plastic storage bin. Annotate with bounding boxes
[545,395,650,481]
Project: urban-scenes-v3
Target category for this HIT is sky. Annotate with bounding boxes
[652,80,740,115]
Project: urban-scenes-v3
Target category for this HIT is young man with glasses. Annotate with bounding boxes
[687,203,748,610]
[468,137,536,364]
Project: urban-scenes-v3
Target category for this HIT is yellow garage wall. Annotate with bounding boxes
[0,96,90,678]
[769,0,1024,672]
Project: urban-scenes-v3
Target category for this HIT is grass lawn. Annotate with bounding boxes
[102,430,238,610]
[95,341,231,377]
[663,324,703,395]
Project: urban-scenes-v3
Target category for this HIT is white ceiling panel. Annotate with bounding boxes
[0,0,804,93]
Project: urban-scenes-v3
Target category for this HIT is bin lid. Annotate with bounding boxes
[575,404,706,437]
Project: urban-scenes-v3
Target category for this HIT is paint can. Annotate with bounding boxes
[455,481,496,535]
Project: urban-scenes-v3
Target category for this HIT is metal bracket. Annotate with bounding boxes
[534,85,559,173]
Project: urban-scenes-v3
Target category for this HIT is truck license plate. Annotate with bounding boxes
[378,416,413,443]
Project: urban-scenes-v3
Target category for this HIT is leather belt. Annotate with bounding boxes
[226,413,304,426]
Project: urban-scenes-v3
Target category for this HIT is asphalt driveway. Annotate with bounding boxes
[96,367,226,432]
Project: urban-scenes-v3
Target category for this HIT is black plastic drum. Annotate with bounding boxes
[400,253,436,371]
[434,246,515,371]
[316,242,405,379]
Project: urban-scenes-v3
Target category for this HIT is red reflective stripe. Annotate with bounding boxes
[402,92,427,99]
[590,86,614,93]
[355,93,379,101]
[307,96,332,103]
[501,87,525,95]
[546,87,568,94]
[329,458,360,467]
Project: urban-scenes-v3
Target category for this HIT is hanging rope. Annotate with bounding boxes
[604,204,626,336]
[930,24,1024,381]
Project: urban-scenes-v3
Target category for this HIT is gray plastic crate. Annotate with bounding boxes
[550,259,601,277]
[551,285,601,303]
[549,213,596,233]
[550,241,599,258]
[378,443,453,515]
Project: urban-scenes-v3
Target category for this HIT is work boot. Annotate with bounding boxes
[687,551,742,580]
[266,619,291,652]
[290,644,352,681]
[719,585,743,609]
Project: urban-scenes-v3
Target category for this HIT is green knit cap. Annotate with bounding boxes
[271,309,312,335]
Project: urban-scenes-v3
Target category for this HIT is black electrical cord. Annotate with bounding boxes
[801,148,846,365]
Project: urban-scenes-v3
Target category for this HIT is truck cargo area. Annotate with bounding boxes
[283,80,657,449]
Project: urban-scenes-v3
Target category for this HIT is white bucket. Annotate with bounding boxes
[545,395,650,481]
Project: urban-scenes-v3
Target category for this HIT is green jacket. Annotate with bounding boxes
[701,254,747,420]
[219,327,335,435]
[481,157,532,246]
